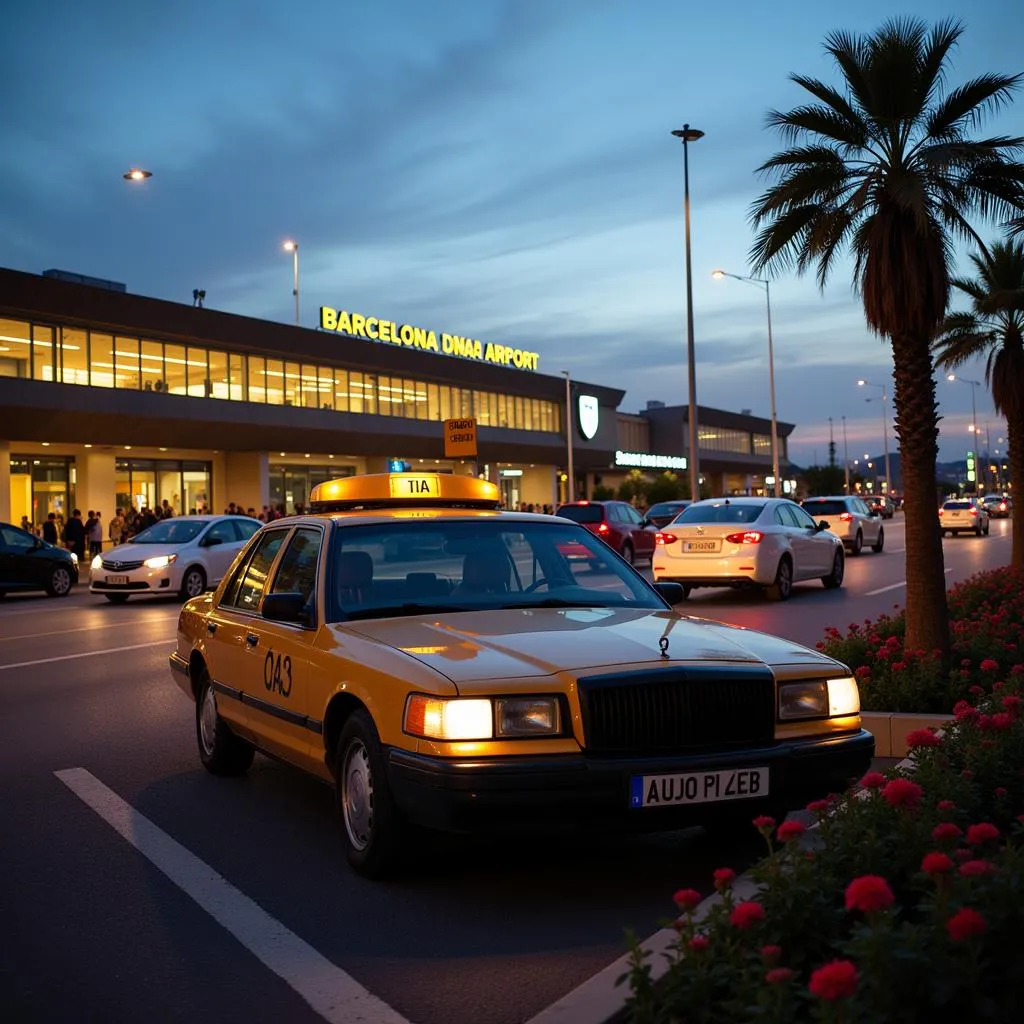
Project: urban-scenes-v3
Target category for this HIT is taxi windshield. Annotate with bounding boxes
[128,519,206,544]
[327,519,665,621]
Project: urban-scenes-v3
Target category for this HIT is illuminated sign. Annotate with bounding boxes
[577,395,600,440]
[444,418,477,458]
[319,307,540,371]
[615,451,688,470]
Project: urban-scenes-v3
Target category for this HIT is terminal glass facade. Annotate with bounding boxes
[0,317,560,434]
[114,458,212,515]
[9,456,74,523]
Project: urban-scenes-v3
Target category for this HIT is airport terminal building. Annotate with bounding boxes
[0,266,792,526]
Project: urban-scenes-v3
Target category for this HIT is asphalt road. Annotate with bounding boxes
[0,515,1011,1024]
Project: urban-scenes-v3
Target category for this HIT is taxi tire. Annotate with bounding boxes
[872,527,885,553]
[335,710,405,879]
[851,531,863,556]
[821,548,844,589]
[621,541,634,566]
[766,557,792,602]
[46,565,74,597]
[196,671,255,776]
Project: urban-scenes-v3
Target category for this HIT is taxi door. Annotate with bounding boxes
[236,525,326,770]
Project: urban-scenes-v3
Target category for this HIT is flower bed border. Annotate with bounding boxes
[861,711,953,757]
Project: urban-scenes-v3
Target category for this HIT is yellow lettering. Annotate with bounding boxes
[320,306,338,331]
[365,317,379,340]
[351,313,366,337]
[471,339,482,360]
[442,333,455,354]
[337,310,352,334]
[512,349,525,368]
[424,330,438,352]
[484,342,496,363]
[399,323,415,345]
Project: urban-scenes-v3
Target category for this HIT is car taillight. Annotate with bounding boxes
[655,532,677,545]
[970,508,978,516]
[1001,503,1007,510]
[724,530,763,544]
[839,512,853,522]
[597,522,609,533]
[938,508,944,516]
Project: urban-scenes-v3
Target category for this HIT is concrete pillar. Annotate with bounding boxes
[75,452,117,523]
[0,440,11,524]
[223,451,269,513]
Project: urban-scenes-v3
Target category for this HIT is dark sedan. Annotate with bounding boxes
[0,522,79,597]
[646,500,693,529]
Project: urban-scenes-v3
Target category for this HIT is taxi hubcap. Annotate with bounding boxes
[53,569,71,594]
[342,741,374,851]
[185,572,203,597]
[200,685,218,754]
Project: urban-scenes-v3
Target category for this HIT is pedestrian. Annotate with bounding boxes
[109,509,125,548]
[88,511,104,557]
[160,499,174,519]
[20,515,32,534]
[63,509,86,562]
[42,512,58,545]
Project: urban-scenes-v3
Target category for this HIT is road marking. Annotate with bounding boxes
[0,639,175,671]
[54,768,410,1024]
[866,567,953,597]
[1,618,178,642]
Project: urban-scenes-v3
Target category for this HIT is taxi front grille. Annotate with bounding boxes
[577,666,775,755]
[101,558,145,571]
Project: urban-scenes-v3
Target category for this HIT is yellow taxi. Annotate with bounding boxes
[170,473,873,877]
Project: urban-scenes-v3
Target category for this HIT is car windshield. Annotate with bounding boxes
[556,504,604,524]
[648,502,687,518]
[802,500,849,516]
[943,501,972,510]
[128,519,206,544]
[327,519,664,622]
[675,502,765,525]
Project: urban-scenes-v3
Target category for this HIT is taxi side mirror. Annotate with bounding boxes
[262,592,311,625]
[653,581,685,605]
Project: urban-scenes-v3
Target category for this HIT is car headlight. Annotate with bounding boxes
[496,697,560,737]
[404,696,493,740]
[91,555,103,570]
[70,552,79,565]
[143,554,178,570]
[779,677,860,720]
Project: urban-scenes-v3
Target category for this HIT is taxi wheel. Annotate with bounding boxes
[180,566,207,599]
[335,710,404,878]
[821,548,844,590]
[872,527,885,553]
[766,557,792,601]
[850,531,863,556]
[196,670,254,776]
[46,566,74,597]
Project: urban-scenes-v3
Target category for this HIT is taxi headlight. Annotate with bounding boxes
[496,697,560,737]
[70,552,78,565]
[779,677,860,719]
[143,554,178,570]
[404,695,493,740]
[91,555,103,570]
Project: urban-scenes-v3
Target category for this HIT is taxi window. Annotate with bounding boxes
[268,527,322,606]
[223,529,288,611]
[327,519,664,622]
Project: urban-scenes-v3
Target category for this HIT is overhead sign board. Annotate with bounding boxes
[319,307,540,371]
[615,450,687,471]
[444,417,478,458]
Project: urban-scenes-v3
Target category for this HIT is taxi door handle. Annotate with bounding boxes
[245,633,259,647]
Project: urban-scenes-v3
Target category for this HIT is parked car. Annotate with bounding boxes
[0,522,79,598]
[938,499,990,537]
[651,497,845,601]
[555,500,657,565]
[90,515,262,602]
[867,495,896,519]
[646,500,693,529]
[980,494,1012,519]
[800,495,884,555]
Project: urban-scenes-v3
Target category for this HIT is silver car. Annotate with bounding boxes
[800,495,884,555]
[651,497,845,601]
[939,499,990,537]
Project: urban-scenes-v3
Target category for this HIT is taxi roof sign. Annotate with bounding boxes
[309,472,501,512]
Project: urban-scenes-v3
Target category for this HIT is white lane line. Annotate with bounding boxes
[2,618,178,642]
[0,639,175,671]
[54,768,409,1024]
[866,567,952,597]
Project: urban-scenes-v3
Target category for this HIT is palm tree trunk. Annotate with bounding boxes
[891,334,950,655]
[1007,416,1024,569]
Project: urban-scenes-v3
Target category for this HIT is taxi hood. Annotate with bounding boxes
[336,608,838,684]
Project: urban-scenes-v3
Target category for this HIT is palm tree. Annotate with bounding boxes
[933,239,1024,567]
[747,17,1024,655]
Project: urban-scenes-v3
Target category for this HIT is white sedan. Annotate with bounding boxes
[90,515,262,602]
[652,497,845,601]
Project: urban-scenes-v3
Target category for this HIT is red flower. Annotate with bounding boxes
[806,799,831,814]
[936,799,956,813]
[906,729,941,748]
[962,659,974,669]
[921,852,954,875]
[947,907,987,942]
[954,848,974,862]
[859,771,885,790]
[854,665,871,680]
[989,712,1014,731]
[752,815,776,832]
[882,778,923,809]
[958,859,996,877]
[765,967,794,985]
[980,658,1000,672]
[761,944,782,963]
[994,787,1008,798]
[688,934,709,952]
[730,901,765,929]
[777,820,806,843]
[673,888,703,912]
[712,867,735,891]
[932,822,962,842]
[1002,696,1021,714]
[966,822,1000,846]
[954,701,979,722]
[809,960,859,1001]
[844,875,895,913]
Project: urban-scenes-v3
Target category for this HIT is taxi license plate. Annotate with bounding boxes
[684,540,719,552]
[630,767,768,808]
[106,575,129,585]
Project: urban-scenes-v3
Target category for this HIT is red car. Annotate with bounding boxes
[555,500,657,565]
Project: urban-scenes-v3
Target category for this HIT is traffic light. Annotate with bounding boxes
[966,451,976,483]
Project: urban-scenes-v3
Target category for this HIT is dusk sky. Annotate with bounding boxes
[2,0,1019,468]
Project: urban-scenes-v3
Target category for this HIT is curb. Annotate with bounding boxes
[527,748,919,1024]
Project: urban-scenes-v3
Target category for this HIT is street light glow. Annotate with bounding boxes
[122,168,152,181]
[283,240,297,252]
[711,269,725,279]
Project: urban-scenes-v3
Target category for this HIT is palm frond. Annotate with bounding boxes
[933,311,989,370]
[918,18,964,109]
[788,75,867,137]
[926,75,1024,139]
[747,205,824,276]
[756,145,849,174]
[822,28,873,115]
[766,104,869,148]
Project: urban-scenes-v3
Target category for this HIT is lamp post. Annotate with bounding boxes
[561,370,574,503]
[283,240,300,327]
[947,374,982,494]
[712,269,780,496]
[671,124,704,503]
[857,379,891,494]
[842,415,850,494]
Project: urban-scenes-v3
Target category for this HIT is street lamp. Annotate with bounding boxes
[841,415,850,494]
[946,373,980,438]
[671,123,704,503]
[282,240,300,327]
[561,370,574,503]
[712,269,780,496]
[122,168,152,181]
[857,379,892,494]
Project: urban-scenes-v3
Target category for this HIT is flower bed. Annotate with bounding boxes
[817,566,1024,713]
[621,680,1024,1022]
